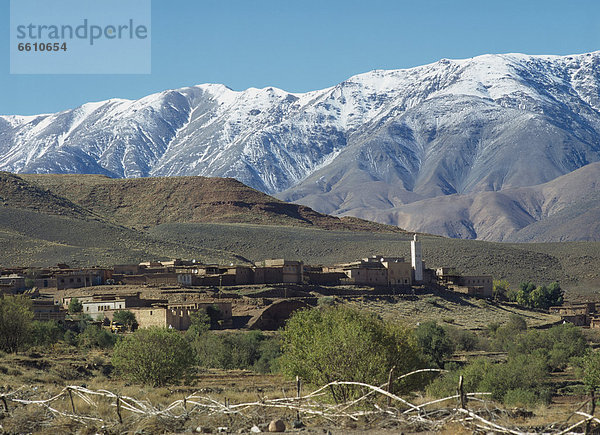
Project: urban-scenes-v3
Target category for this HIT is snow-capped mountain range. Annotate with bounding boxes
[2,51,600,240]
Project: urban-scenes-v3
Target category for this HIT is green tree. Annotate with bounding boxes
[444,325,478,352]
[78,325,116,349]
[68,297,83,314]
[112,310,138,331]
[492,279,511,301]
[490,314,527,351]
[112,327,195,386]
[279,306,424,402]
[186,310,211,339]
[513,282,563,310]
[547,282,564,307]
[584,351,600,393]
[507,323,587,371]
[30,320,64,347]
[0,296,34,352]
[414,321,454,368]
[516,282,535,307]
[192,330,280,373]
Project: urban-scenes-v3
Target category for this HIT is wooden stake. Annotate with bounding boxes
[458,375,466,409]
[0,395,8,413]
[296,376,301,421]
[116,395,123,424]
[67,388,75,413]
[386,366,396,407]
[586,389,596,434]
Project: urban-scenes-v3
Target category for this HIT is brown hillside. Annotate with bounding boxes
[22,174,404,232]
[0,172,97,220]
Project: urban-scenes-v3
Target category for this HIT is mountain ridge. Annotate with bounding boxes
[2,51,600,241]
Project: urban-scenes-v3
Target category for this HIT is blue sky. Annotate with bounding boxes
[1,0,599,115]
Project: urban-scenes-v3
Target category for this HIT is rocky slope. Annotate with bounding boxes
[21,174,401,232]
[352,162,600,241]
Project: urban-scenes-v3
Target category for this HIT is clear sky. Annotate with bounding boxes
[1,0,599,115]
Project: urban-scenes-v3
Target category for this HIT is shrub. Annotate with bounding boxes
[0,295,34,352]
[415,321,454,367]
[426,353,550,407]
[503,388,549,407]
[112,310,138,331]
[68,298,83,314]
[185,310,211,339]
[30,320,64,347]
[279,306,425,402]
[506,324,587,371]
[64,330,78,346]
[492,279,511,301]
[444,326,478,351]
[513,282,563,309]
[193,330,280,373]
[112,327,195,386]
[490,314,527,351]
[78,325,116,349]
[583,351,600,392]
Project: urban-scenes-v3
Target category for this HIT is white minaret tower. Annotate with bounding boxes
[411,234,423,282]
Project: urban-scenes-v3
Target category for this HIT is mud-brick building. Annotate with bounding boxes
[55,269,106,290]
[69,293,165,320]
[330,255,413,286]
[255,259,303,284]
[128,301,233,330]
[435,268,493,298]
[31,298,67,322]
[0,274,26,293]
[550,303,597,327]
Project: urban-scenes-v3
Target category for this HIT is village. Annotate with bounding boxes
[0,235,502,332]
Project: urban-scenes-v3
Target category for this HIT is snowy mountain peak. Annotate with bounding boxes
[1,51,600,200]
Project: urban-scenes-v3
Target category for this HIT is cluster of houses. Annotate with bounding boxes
[0,235,495,331]
[549,303,600,328]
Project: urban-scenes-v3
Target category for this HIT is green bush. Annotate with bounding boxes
[489,314,527,351]
[427,354,550,407]
[427,323,586,407]
[444,326,478,352]
[279,306,425,402]
[506,324,587,371]
[112,327,195,386]
[583,351,600,393]
[68,298,83,314]
[185,310,211,339]
[415,321,454,367]
[513,282,563,309]
[30,320,64,347]
[78,325,116,349]
[112,310,138,331]
[64,330,78,346]
[492,279,511,301]
[503,388,550,407]
[193,330,280,373]
[0,296,34,353]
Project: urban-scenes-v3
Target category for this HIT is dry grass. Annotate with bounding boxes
[347,294,560,331]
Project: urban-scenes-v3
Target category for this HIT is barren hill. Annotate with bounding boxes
[353,162,600,241]
[21,174,403,232]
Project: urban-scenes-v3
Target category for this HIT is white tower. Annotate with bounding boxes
[411,234,423,282]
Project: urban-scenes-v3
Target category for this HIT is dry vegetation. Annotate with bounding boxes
[348,294,561,331]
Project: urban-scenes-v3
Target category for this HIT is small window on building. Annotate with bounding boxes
[150,311,153,315]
